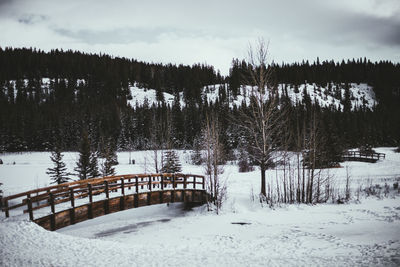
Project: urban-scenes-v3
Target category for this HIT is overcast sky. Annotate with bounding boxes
[0,0,399,74]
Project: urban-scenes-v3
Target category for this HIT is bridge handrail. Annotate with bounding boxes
[342,151,385,160]
[1,173,205,219]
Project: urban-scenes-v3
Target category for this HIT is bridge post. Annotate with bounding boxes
[160,174,164,204]
[171,174,175,203]
[27,195,33,221]
[88,184,93,219]
[134,176,139,208]
[120,178,125,195]
[135,176,139,194]
[69,188,75,224]
[69,188,75,207]
[120,178,125,210]
[193,176,196,189]
[49,192,55,231]
[104,181,109,214]
[105,181,109,199]
[3,198,9,218]
[147,175,152,205]
[148,175,152,191]
[183,175,187,202]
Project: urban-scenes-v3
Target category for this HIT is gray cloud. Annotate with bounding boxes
[0,0,399,74]
[322,11,400,47]
[53,27,201,45]
[0,0,12,6]
[18,13,47,25]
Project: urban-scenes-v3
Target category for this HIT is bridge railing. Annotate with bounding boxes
[1,173,205,220]
[342,151,385,160]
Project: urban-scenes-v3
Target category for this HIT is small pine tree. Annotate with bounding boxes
[238,146,254,173]
[162,150,182,173]
[75,131,91,180]
[46,149,71,184]
[88,150,100,178]
[100,146,116,177]
[191,137,203,165]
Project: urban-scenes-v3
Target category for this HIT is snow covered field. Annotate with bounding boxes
[1,148,400,266]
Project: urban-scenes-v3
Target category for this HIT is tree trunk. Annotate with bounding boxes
[261,164,266,196]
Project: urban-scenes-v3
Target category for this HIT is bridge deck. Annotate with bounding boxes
[1,173,207,231]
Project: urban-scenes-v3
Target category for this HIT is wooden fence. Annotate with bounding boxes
[1,173,206,230]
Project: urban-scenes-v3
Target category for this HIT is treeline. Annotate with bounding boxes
[230,58,400,104]
[0,47,399,153]
[0,47,223,100]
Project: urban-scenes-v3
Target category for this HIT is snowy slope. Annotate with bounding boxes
[207,83,376,110]
[128,82,376,110]
[127,85,185,108]
[3,78,376,111]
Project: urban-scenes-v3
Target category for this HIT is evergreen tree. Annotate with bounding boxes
[237,143,254,173]
[162,150,182,173]
[75,131,91,180]
[191,137,203,165]
[100,145,117,177]
[46,148,71,184]
[88,150,100,178]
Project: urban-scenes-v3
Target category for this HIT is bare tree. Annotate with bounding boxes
[150,109,171,173]
[203,114,226,214]
[235,39,286,197]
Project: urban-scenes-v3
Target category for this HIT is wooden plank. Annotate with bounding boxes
[108,198,121,214]
[73,205,89,223]
[34,215,51,230]
[92,201,105,218]
[56,210,72,229]
[69,208,75,225]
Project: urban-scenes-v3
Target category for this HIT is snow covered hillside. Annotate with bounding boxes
[1,148,399,266]
[128,82,376,111]
[3,78,376,111]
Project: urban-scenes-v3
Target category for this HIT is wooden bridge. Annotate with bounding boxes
[1,173,207,231]
[342,151,385,163]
